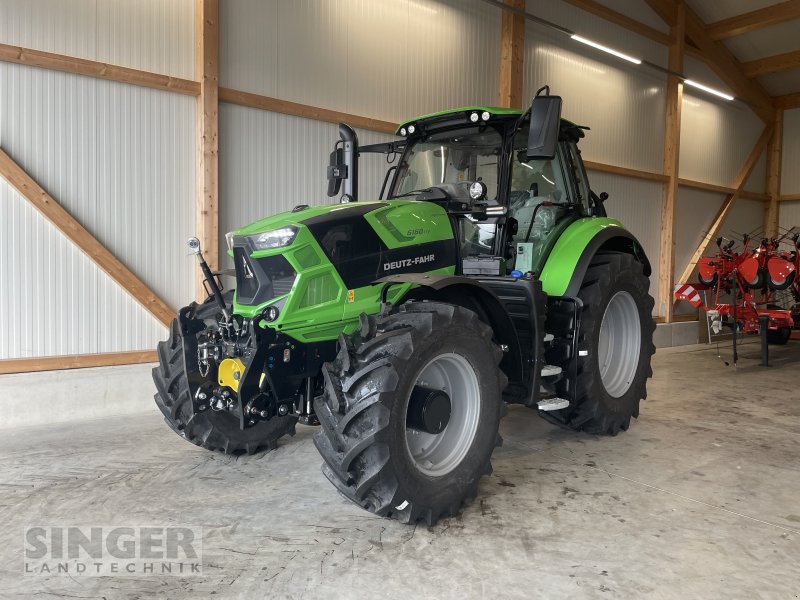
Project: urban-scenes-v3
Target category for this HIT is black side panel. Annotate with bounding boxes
[479,277,547,405]
[307,213,457,289]
[306,215,385,289]
[301,202,387,226]
[398,276,526,387]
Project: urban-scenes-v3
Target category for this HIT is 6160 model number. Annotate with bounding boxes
[383,254,435,271]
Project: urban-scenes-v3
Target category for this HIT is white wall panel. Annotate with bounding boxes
[780,202,800,233]
[720,198,766,242]
[594,0,668,33]
[220,0,500,124]
[687,0,777,23]
[757,70,800,98]
[0,179,168,359]
[673,188,725,314]
[96,0,194,79]
[680,59,764,188]
[219,104,395,269]
[782,109,800,195]
[0,0,194,78]
[0,63,195,358]
[722,19,800,64]
[588,172,662,307]
[743,151,766,194]
[674,188,724,277]
[526,0,669,66]
[523,24,666,173]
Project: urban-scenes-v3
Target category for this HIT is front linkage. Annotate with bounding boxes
[183,238,334,430]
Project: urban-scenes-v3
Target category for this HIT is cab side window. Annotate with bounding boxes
[509,133,569,245]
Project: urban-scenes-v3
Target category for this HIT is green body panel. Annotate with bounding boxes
[363,201,453,249]
[537,217,625,296]
[231,200,456,344]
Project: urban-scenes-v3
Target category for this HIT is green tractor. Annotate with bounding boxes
[153,87,655,525]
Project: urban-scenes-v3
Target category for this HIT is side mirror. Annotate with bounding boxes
[527,87,562,160]
[327,147,345,197]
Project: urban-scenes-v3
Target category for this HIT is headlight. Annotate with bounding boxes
[225,231,236,250]
[246,226,298,250]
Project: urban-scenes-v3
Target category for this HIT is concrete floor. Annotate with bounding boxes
[1,340,799,599]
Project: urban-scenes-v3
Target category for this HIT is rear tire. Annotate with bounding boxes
[543,253,655,435]
[313,302,506,525]
[152,295,297,455]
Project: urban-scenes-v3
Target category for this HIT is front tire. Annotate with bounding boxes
[153,295,297,454]
[313,303,506,525]
[544,253,655,435]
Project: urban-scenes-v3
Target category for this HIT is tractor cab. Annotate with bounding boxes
[341,90,605,279]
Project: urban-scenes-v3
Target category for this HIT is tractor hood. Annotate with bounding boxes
[233,201,388,239]
[227,199,457,336]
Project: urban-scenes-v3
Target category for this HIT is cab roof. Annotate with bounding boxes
[395,106,586,140]
[395,106,521,135]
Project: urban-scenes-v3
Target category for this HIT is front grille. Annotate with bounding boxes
[233,247,296,306]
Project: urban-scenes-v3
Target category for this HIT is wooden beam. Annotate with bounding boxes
[779,194,800,202]
[653,313,698,324]
[0,351,157,375]
[742,50,800,78]
[0,148,174,327]
[706,1,800,40]
[675,124,774,288]
[679,178,769,201]
[583,160,668,183]
[562,0,671,45]
[0,42,199,95]
[766,108,784,237]
[195,0,219,300]
[219,88,398,135]
[657,1,685,323]
[644,0,775,123]
[774,92,800,109]
[498,0,525,108]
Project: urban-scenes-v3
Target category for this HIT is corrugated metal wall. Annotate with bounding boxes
[218,104,394,269]
[0,0,195,359]
[522,10,667,173]
[782,108,800,195]
[588,173,662,301]
[778,109,799,235]
[680,58,766,189]
[0,0,194,78]
[779,202,800,233]
[219,0,501,124]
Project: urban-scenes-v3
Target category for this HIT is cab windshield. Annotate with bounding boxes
[390,126,503,201]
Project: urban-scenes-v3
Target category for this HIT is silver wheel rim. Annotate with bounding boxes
[597,291,641,398]
[405,353,480,477]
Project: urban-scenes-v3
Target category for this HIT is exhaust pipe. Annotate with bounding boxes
[339,123,359,202]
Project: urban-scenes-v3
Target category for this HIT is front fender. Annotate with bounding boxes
[539,218,651,297]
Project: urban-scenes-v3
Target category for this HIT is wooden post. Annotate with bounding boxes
[656,1,685,323]
[195,0,219,300]
[0,149,174,327]
[765,108,784,238]
[498,0,525,108]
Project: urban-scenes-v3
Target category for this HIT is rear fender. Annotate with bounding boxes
[539,218,651,297]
